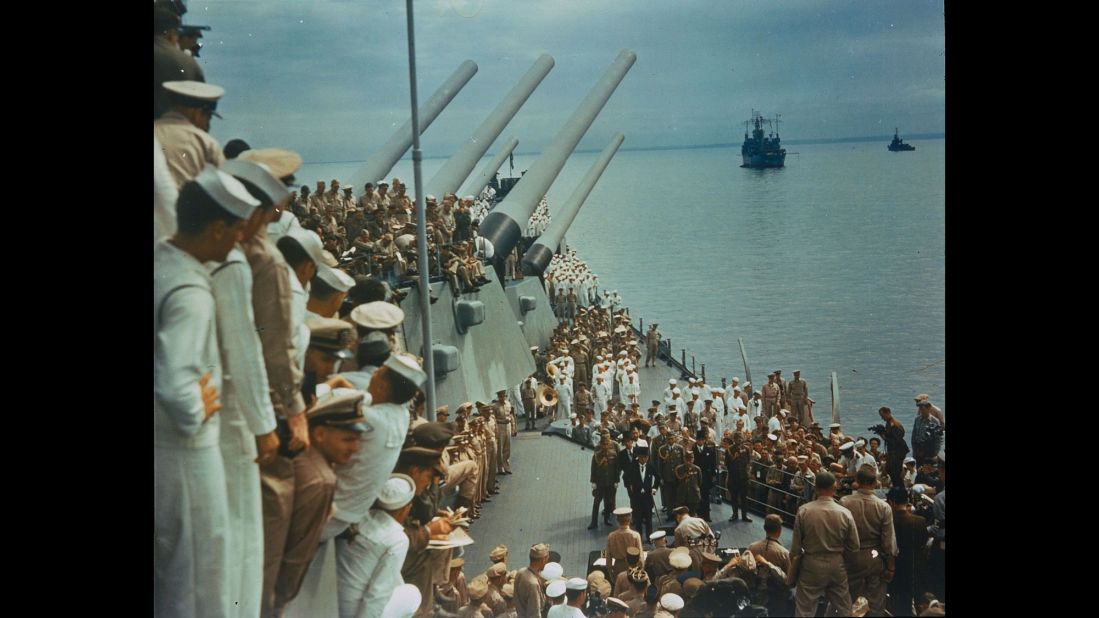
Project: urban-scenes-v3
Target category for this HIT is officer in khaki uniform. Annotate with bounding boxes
[155,80,226,188]
[521,377,538,430]
[787,370,811,426]
[790,471,861,617]
[762,373,780,419]
[493,390,515,474]
[269,390,367,617]
[645,323,661,367]
[605,507,643,583]
[840,465,897,616]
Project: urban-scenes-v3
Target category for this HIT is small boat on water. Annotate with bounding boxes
[888,127,916,151]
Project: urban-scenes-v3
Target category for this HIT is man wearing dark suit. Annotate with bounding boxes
[622,442,661,540]
[617,434,636,487]
[725,434,752,522]
[886,486,929,617]
[692,431,718,522]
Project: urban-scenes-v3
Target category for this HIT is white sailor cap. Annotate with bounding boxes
[606,597,629,612]
[383,353,427,389]
[545,579,567,598]
[829,423,842,429]
[688,378,697,384]
[855,439,866,448]
[162,80,225,116]
[669,379,677,385]
[221,158,291,206]
[316,265,355,292]
[540,562,563,580]
[350,301,406,329]
[376,473,416,510]
[840,441,855,451]
[668,551,691,569]
[593,557,607,567]
[912,484,927,494]
[612,507,633,516]
[425,194,437,202]
[463,195,475,201]
[660,593,685,611]
[285,226,327,264]
[779,409,788,417]
[636,439,649,448]
[649,530,666,541]
[904,456,917,464]
[192,165,260,219]
[767,433,778,441]
[566,577,588,591]
[381,583,422,618]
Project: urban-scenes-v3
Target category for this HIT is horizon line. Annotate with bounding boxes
[301,132,946,165]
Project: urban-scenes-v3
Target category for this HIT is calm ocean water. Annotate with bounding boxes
[300,137,945,437]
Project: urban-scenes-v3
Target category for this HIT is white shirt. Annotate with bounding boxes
[153,134,178,242]
[287,264,310,371]
[207,247,278,438]
[154,240,222,448]
[768,415,782,433]
[546,604,586,618]
[475,235,495,260]
[323,399,410,540]
[337,509,410,618]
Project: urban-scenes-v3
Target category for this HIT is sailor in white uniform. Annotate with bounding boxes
[554,374,574,421]
[212,159,289,618]
[337,474,417,618]
[155,165,260,618]
[592,374,612,421]
[663,379,677,406]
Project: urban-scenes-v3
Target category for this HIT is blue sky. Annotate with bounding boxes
[191,0,945,162]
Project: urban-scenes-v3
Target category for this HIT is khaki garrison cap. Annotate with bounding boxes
[467,575,489,600]
[530,543,550,559]
[221,158,290,207]
[489,545,509,561]
[350,301,406,329]
[306,317,354,359]
[306,391,366,432]
[192,165,260,219]
[238,148,303,179]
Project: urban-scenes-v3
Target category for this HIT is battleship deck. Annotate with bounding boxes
[460,363,789,579]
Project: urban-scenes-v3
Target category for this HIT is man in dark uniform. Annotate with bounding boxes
[154,1,205,119]
[623,443,660,540]
[725,434,753,522]
[886,486,928,617]
[878,406,910,487]
[590,435,621,529]
[692,430,717,522]
[658,434,684,520]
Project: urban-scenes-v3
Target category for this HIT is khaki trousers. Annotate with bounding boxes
[795,553,852,617]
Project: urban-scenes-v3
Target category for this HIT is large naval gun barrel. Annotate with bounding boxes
[522,132,624,275]
[350,60,478,192]
[424,55,554,198]
[478,49,636,257]
[458,136,519,199]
